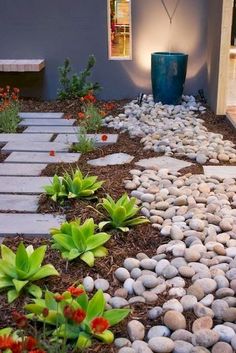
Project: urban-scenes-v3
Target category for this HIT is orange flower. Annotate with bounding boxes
[83,94,96,103]
[0,335,14,350]
[54,294,64,302]
[72,308,86,324]
[25,336,37,350]
[12,310,28,328]
[77,112,85,119]
[91,317,110,334]
[63,305,74,319]
[101,134,108,142]
[49,150,55,157]
[100,110,106,117]
[67,285,85,297]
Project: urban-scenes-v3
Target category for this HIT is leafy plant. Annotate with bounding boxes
[0,86,20,132]
[80,104,103,133]
[0,242,59,303]
[50,218,110,266]
[98,193,149,232]
[25,285,130,349]
[57,57,100,100]
[44,169,104,202]
[71,127,95,153]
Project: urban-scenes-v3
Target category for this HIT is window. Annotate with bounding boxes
[108,0,132,60]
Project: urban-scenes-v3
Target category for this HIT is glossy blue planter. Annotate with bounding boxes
[151,52,188,105]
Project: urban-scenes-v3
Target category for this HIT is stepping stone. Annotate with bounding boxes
[88,153,134,166]
[0,133,53,145]
[19,118,76,127]
[0,195,40,212]
[2,141,70,153]
[0,176,52,194]
[54,133,119,146]
[5,152,81,164]
[23,126,79,134]
[0,163,47,176]
[135,156,192,173]
[203,166,236,178]
[0,213,65,236]
[19,112,64,119]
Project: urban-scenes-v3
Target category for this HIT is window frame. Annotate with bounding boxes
[107,0,132,61]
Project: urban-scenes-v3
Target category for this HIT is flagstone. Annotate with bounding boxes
[5,152,81,164]
[203,166,236,178]
[0,133,53,145]
[54,133,119,146]
[18,118,76,127]
[0,163,47,176]
[88,153,134,166]
[135,156,192,173]
[0,213,65,236]
[2,142,70,153]
[0,176,52,194]
[0,195,40,212]
[23,126,79,134]
[19,112,64,119]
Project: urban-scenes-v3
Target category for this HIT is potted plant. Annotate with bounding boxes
[151,0,188,105]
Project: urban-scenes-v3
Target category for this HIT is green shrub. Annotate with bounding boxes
[81,104,103,133]
[50,218,111,266]
[0,86,20,132]
[57,57,100,100]
[72,127,95,153]
[98,193,149,232]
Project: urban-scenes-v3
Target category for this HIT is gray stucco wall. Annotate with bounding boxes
[0,0,208,100]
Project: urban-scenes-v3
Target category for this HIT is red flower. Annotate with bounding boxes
[29,350,46,353]
[49,150,55,157]
[13,87,20,94]
[101,134,108,142]
[67,285,84,297]
[91,317,110,334]
[83,94,96,103]
[72,308,86,324]
[10,341,23,353]
[63,305,74,319]
[42,308,49,317]
[54,294,64,302]
[0,335,14,349]
[77,112,85,119]
[25,336,37,350]
[12,310,28,328]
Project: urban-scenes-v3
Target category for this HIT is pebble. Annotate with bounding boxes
[148,306,163,320]
[124,258,140,271]
[192,317,213,333]
[148,337,175,353]
[173,340,193,353]
[147,326,171,340]
[212,342,233,353]
[115,267,131,282]
[94,278,109,291]
[164,311,186,330]
[127,320,145,342]
[82,276,94,292]
[192,329,220,347]
[213,324,235,343]
[109,297,129,308]
[115,338,132,348]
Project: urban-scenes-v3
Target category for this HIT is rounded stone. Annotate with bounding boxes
[191,348,211,353]
[132,340,152,353]
[193,303,214,318]
[231,335,236,350]
[180,295,198,311]
[133,280,145,296]
[189,219,205,232]
[109,297,129,308]
[82,276,94,292]
[164,311,186,331]
[211,299,229,319]
[143,291,158,304]
[130,268,142,279]
[142,275,159,288]
[148,337,175,353]
[212,342,233,353]
[184,248,201,262]
[179,266,195,278]
[124,278,135,295]
[115,267,131,282]
[114,288,128,298]
[222,308,236,322]
[118,348,135,353]
[173,340,193,353]
[162,265,178,279]
[192,329,219,348]
[213,325,235,343]
[140,258,157,270]
[163,299,183,313]
[192,317,213,333]
[124,258,140,271]
[94,278,109,291]
[127,320,145,342]
[147,325,171,340]
[148,306,163,320]
[187,284,205,300]
[115,338,132,348]
[194,278,217,294]
[171,329,193,343]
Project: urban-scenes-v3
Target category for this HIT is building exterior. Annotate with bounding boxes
[0,0,234,115]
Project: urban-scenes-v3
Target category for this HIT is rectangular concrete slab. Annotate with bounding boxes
[0,176,52,194]
[19,112,64,119]
[0,213,65,236]
[19,119,76,126]
[2,142,70,153]
[54,133,119,146]
[0,163,47,176]
[23,126,79,134]
[5,152,81,164]
[0,133,53,145]
[0,195,40,212]
[135,156,193,173]
[203,166,236,178]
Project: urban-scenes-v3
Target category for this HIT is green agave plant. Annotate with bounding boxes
[98,193,149,232]
[25,286,130,349]
[0,242,59,303]
[50,218,111,266]
[44,169,104,202]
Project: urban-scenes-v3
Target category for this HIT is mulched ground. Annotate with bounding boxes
[1,98,236,352]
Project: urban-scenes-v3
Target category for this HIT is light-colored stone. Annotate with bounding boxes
[19,112,64,119]
[0,194,39,212]
[0,163,47,176]
[55,133,118,146]
[5,152,81,164]
[135,156,192,173]
[148,337,175,353]
[203,166,236,178]
[88,153,134,166]
[0,176,52,194]
[0,133,53,145]
[127,320,145,342]
[2,142,70,153]
[19,118,76,126]
[23,126,79,134]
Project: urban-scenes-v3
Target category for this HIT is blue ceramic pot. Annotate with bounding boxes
[151,52,188,105]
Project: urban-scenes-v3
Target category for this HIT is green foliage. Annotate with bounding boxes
[50,218,110,267]
[44,169,104,202]
[98,193,149,232]
[0,242,59,303]
[72,127,95,153]
[57,57,100,100]
[81,104,103,133]
[0,102,20,133]
[25,285,130,349]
